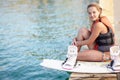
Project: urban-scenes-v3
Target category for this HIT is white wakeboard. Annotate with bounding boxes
[40,59,119,73]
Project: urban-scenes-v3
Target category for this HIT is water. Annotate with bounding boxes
[0,0,98,80]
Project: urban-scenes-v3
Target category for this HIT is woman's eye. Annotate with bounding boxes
[88,12,91,15]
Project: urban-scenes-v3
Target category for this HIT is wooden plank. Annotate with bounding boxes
[69,73,117,80]
[117,73,120,80]
[69,77,116,80]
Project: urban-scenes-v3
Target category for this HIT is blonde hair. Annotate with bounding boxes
[87,3,102,17]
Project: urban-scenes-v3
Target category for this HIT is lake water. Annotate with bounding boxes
[0,0,98,80]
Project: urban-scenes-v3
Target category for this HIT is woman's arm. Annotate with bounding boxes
[76,22,103,46]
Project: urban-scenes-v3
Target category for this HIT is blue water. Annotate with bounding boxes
[0,0,98,80]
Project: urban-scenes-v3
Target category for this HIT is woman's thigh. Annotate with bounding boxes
[77,50,103,61]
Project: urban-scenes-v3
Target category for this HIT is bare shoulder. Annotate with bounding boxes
[100,16,111,24]
[101,16,107,19]
[94,22,105,29]
[100,16,113,28]
[101,16,108,19]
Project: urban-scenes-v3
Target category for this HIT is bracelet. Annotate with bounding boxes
[102,54,105,62]
[102,53,110,62]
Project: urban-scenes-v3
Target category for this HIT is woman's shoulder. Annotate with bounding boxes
[93,19,104,27]
[100,16,109,22]
[94,21,104,27]
[100,16,112,27]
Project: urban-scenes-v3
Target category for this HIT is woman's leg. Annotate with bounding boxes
[76,27,91,51]
[77,50,103,62]
[77,50,111,62]
[75,28,111,62]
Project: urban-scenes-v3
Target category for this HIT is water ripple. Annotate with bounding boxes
[0,0,98,80]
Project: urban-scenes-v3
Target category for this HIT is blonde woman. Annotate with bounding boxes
[72,3,116,62]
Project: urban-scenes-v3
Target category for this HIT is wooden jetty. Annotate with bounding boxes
[69,72,120,80]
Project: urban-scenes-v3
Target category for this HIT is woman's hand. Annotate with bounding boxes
[72,37,80,47]
[72,37,77,45]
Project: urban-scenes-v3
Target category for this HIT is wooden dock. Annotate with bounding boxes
[69,72,120,80]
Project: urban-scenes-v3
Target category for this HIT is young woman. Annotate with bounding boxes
[72,3,116,62]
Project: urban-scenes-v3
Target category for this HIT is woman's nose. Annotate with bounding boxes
[90,13,93,17]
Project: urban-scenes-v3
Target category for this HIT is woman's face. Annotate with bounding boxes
[87,6,100,21]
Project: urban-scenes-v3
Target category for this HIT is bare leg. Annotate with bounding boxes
[75,28,111,62]
[77,50,111,62]
[77,50,103,62]
[76,27,91,51]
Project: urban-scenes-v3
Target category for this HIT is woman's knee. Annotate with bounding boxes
[77,27,91,40]
[78,27,88,33]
